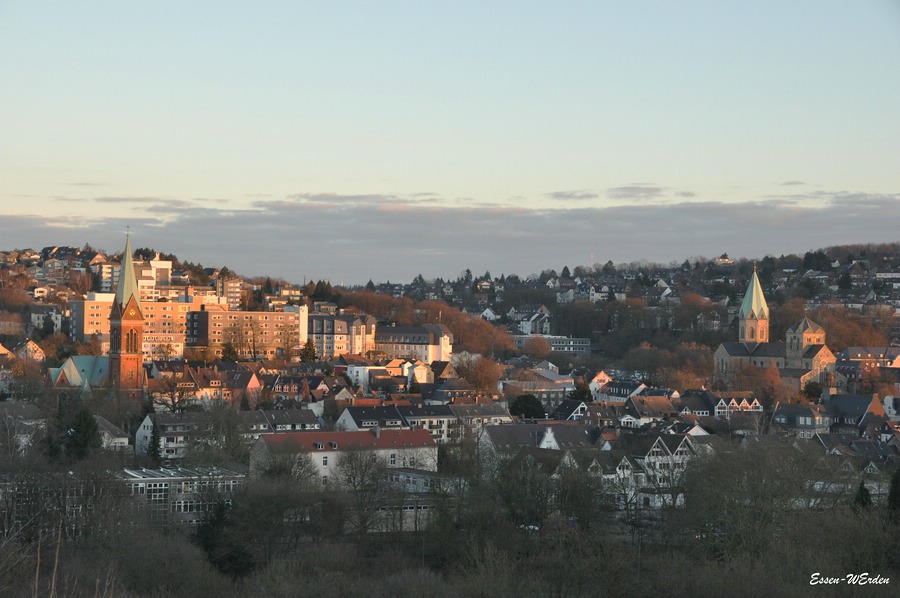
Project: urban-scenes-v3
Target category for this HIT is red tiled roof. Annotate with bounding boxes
[260,428,435,454]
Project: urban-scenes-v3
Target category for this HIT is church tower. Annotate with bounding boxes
[738,263,769,349]
[109,233,144,398]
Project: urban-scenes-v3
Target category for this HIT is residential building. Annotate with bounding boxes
[307,312,375,359]
[186,307,306,360]
[249,428,439,484]
[374,324,453,363]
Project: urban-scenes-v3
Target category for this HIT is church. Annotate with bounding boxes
[49,234,145,400]
[714,265,835,393]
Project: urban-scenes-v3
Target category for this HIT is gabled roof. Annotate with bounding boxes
[258,428,435,455]
[788,317,824,334]
[484,423,595,452]
[49,355,110,389]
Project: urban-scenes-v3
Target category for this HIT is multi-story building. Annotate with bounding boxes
[70,291,228,361]
[68,292,116,353]
[186,307,306,360]
[374,324,453,364]
[307,313,375,359]
[512,334,591,355]
[216,276,244,310]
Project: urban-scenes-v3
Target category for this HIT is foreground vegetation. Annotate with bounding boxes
[3,440,900,597]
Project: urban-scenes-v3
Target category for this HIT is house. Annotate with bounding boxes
[13,340,45,363]
[396,405,459,444]
[595,380,646,403]
[94,415,130,451]
[550,399,589,421]
[820,392,886,435]
[335,406,407,432]
[481,423,596,455]
[623,395,677,427]
[772,404,832,439]
[135,408,322,463]
[448,403,514,439]
[249,428,438,485]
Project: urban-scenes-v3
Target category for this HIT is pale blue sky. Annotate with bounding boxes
[2,2,899,283]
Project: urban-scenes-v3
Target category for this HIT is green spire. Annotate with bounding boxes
[739,263,768,320]
[115,232,141,313]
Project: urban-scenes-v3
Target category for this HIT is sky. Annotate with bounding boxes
[2,1,899,285]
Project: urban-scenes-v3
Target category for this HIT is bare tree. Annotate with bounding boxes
[334,450,387,534]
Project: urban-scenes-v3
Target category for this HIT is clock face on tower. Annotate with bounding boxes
[128,309,135,316]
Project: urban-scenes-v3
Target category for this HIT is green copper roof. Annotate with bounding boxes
[739,266,768,320]
[115,234,141,312]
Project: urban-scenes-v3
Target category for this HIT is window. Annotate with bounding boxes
[322,456,328,467]
[390,453,396,466]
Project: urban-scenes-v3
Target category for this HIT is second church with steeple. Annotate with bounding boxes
[714,265,836,392]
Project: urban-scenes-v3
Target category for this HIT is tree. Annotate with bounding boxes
[568,381,591,402]
[803,381,824,400]
[456,356,501,393]
[852,480,872,510]
[148,420,162,464]
[220,341,239,362]
[65,408,102,460]
[510,394,545,419]
[153,343,175,361]
[299,341,317,363]
[153,375,198,413]
[334,450,387,534]
[523,336,551,359]
[888,466,900,520]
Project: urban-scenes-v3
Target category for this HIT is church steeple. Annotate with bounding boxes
[109,232,144,397]
[738,263,769,347]
[114,231,141,316]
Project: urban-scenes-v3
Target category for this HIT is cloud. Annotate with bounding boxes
[67,182,106,187]
[780,180,806,186]
[2,189,898,285]
[675,191,697,198]
[545,190,599,201]
[607,185,665,200]
[93,196,194,209]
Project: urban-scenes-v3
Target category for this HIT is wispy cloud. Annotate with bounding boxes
[607,185,665,201]
[545,190,599,201]
[780,180,806,186]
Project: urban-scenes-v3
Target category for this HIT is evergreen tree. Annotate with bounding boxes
[509,394,545,419]
[853,479,872,510]
[299,341,317,363]
[366,279,376,291]
[221,342,239,362]
[888,466,900,520]
[148,420,162,464]
[65,408,101,460]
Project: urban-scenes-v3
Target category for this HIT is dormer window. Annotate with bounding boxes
[314,442,324,449]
